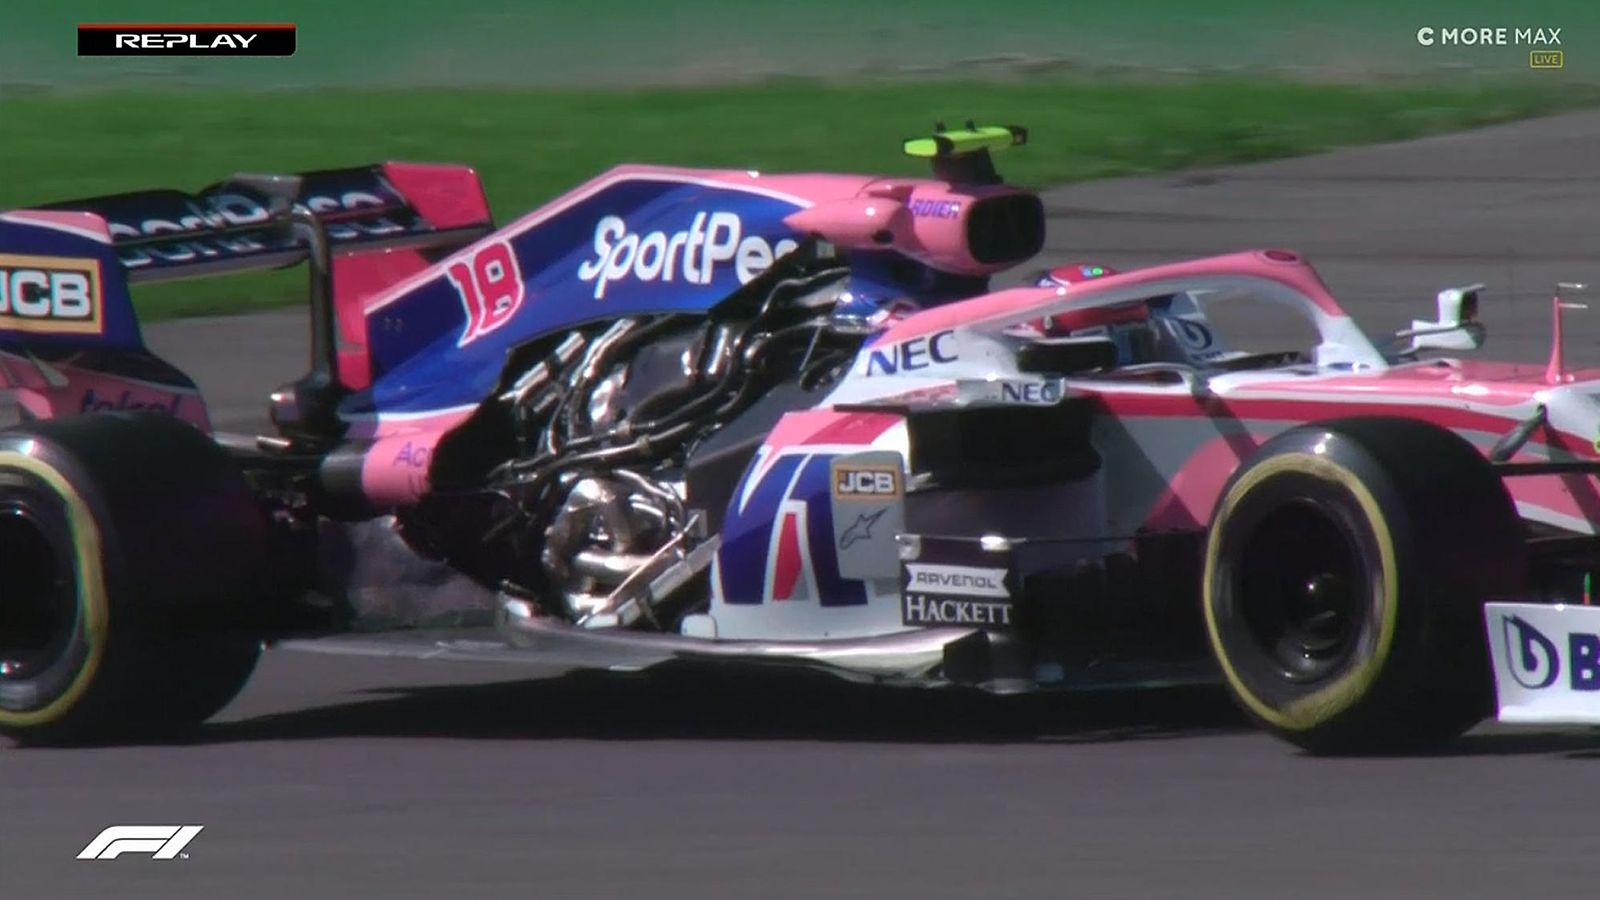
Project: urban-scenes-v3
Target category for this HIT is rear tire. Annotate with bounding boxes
[1203,417,1524,754]
[0,413,269,745]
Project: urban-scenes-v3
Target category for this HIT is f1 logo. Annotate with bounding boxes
[78,825,204,860]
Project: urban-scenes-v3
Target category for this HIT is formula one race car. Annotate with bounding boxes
[0,125,1593,752]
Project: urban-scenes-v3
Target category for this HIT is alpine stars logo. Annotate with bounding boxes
[1501,614,1560,689]
[577,213,798,299]
[838,508,887,550]
[78,825,203,860]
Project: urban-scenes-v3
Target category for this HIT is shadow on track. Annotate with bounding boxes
[181,669,1600,757]
[189,664,1249,746]
[1448,731,1600,757]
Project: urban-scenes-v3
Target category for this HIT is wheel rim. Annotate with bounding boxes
[0,503,77,681]
[1236,499,1366,683]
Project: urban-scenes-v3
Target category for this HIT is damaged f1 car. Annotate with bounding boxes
[0,125,1592,752]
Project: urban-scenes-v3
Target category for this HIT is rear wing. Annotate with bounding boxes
[33,161,493,283]
[0,162,494,415]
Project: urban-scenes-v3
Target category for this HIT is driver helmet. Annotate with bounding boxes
[1017,263,1121,337]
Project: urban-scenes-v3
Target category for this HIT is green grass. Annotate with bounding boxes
[3,79,1595,319]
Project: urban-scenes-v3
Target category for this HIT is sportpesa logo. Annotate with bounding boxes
[577,213,799,300]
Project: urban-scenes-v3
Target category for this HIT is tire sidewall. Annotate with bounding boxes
[1204,441,1409,734]
[0,443,119,734]
[0,413,270,744]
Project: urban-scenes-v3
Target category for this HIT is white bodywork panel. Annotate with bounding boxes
[1486,602,1600,724]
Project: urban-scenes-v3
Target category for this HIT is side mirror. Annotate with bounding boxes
[1016,335,1118,374]
[1395,283,1486,353]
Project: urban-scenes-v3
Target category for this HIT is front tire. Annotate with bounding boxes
[0,413,269,745]
[1203,418,1524,754]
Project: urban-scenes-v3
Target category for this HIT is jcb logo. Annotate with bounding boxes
[78,825,203,860]
[0,253,104,335]
[834,468,898,497]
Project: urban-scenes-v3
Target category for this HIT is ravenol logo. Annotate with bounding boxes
[78,825,203,860]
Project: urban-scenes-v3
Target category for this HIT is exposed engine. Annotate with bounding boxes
[417,243,864,629]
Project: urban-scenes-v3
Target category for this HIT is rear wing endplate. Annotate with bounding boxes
[30,161,493,283]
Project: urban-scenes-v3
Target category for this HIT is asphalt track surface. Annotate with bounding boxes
[8,111,1600,899]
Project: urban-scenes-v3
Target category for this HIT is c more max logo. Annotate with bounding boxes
[0,254,104,335]
[78,24,297,56]
[78,825,203,860]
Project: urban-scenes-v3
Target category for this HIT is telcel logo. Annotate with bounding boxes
[577,213,798,300]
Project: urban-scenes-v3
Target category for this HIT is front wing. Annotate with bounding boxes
[1485,601,1600,724]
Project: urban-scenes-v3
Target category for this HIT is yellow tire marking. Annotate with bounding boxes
[0,449,108,728]
[1202,451,1399,731]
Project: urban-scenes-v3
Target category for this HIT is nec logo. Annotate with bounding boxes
[998,380,1062,404]
[0,253,104,335]
[78,825,203,860]
[860,330,958,376]
[78,24,297,57]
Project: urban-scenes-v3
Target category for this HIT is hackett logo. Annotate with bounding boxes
[78,23,297,57]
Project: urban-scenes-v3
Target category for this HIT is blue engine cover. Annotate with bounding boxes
[345,174,994,420]
[348,177,807,417]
